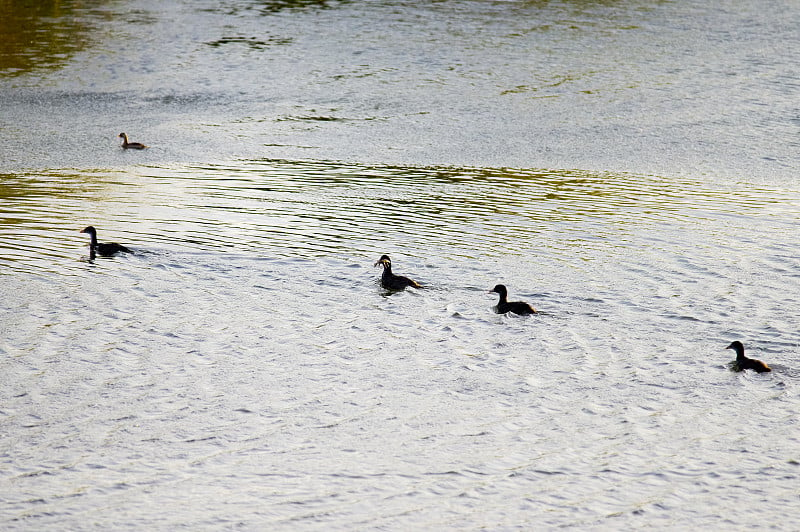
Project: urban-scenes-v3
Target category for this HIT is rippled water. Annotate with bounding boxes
[2,0,799,176]
[3,162,800,529]
[2,0,800,529]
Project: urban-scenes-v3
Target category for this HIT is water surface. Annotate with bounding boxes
[2,0,800,529]
[1,0,798,176]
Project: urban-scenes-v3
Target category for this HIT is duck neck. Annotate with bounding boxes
[733,346,746,362]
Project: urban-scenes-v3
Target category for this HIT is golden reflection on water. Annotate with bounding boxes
[1,161,798,276]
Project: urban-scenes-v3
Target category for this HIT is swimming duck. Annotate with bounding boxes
[374,254,421,290]
[490,284,536,315]
[726,341,771,373]
[80,226,132,257]
[118,132,147,149]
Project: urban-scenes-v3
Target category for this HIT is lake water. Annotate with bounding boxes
[1,1,799,529]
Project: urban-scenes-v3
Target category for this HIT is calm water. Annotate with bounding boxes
[2,1,800,530]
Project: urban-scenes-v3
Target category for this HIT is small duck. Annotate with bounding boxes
[490,284,536,315]
[80,226,132,257]
[726,341,771,373]
[118,132,147,150]
[374,254,421,290]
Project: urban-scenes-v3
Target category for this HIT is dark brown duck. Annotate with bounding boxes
[118,132,147,149]
[490,284,536,315]
[80,226,132,257]
[726,341,771,373]
[374,255,421,290]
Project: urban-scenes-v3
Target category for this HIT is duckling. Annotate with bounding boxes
[374,254,421,290]
[118,132,147,149]
[80,226,132,257]
[726,341,771,373]
[490,284,536,315]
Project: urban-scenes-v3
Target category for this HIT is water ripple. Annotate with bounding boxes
[2,161,798,280]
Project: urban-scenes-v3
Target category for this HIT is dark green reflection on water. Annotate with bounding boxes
[199,0,343,16]
[0,0,344,76]
[253,0,338,13]
[0,0,102,75]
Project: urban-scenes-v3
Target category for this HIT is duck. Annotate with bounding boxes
[118,132,147,149]
[490,284,536,315]
[726,341,771,373]
[374,254,421,290]
[80,226,132,257]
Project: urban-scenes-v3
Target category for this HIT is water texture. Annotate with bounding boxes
[1,0,799,530]
[1,0,799,176]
